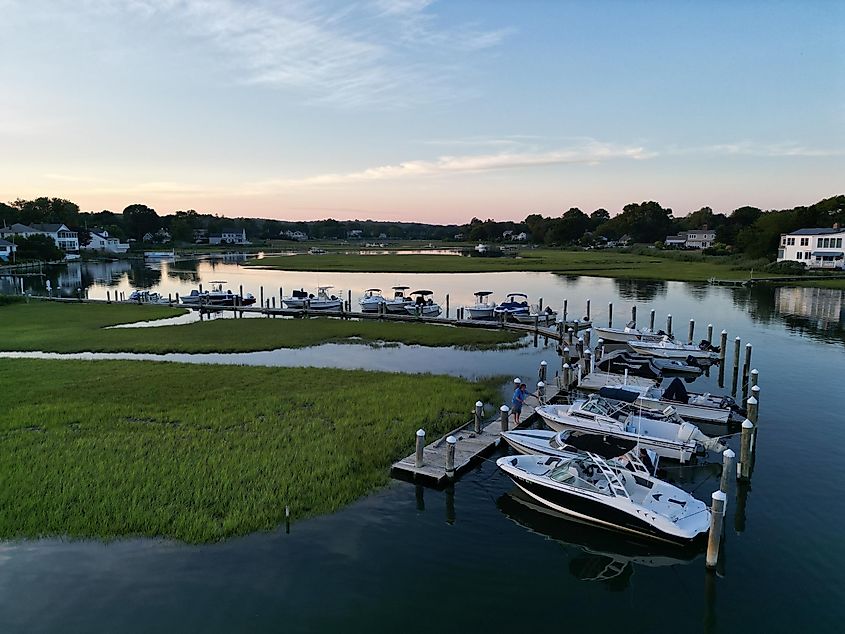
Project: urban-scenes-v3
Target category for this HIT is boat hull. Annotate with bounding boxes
[405,305,442,317]
[628,342,718,360]
[467,306,495,320]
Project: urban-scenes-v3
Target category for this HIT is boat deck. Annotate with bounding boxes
[577,371,658,392]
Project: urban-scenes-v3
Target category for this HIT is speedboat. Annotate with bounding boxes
[467,291,496,320]
[628,337,720,360]
[497,452,711,544]
[594,321,672,344]
[384,286,414,313]
[359,288,385,312]
[180,282,255,307]
[502,428,659,476]
[598,380,744,425]
[283,286,342,310]
[513,306,558,325]
[535,396,725,461]
[493,292,530,317]
[128,290,169,304]
[404,290,442,317]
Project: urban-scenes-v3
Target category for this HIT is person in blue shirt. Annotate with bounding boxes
[511,382,528,426]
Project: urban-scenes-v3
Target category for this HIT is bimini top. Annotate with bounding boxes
[364,288,382,292]
[474,290,494,297]
[505,292,528,298]
[558,430,637,460]
[392,285,410,290]
[318,285,334,291]
[410,290,433,295]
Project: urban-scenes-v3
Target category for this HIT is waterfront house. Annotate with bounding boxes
[664,228,715,249]
[665,234,687,247]
[82,229,130,254]
[0,222,78,252]
[0,239,16,261]
[0,223,39,240]
[777,227,845,270]
[209,228,249,245]
[281,229,308,241]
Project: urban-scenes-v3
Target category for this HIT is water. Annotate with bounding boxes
[1,260,844,632]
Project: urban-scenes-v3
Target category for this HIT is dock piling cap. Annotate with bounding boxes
[513,377,521,384]
[723,448,736,459]
[446,435,457,445]
[416,429,426,437]
[742,419,754,429]
[540,360,547,366]
[712,490,727,503]
[500,405,510,412]
[475,400,483,407]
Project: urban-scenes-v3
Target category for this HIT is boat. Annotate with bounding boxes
[496,452,711,544]
[307,248,327,255]
[128,290,169,304]
[598,380,744,424]
[359,288,385,312]
[502,428,659,476]
[180,282,256,307]
[404,290,442,317]
[535,395,726,461]
[283,286,342,310]
[594,321,672,344]
[144,250,175,259]
[492,292,530,317]
[596,349,702,379]
[466,291,496,320]
[383,286,414,313]
[512,306,558,325]
[628,337,720,360]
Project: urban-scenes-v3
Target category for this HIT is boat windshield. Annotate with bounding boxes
[548,458,610,495]
[582,398,614,416]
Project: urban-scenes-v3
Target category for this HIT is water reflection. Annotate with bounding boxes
[497,490,700,590]
[612,278,668,303]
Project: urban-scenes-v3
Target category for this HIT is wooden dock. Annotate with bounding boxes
[390,380,565,485]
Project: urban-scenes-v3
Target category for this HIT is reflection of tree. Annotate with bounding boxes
[127,262,162,289]
[167,258,200,283]
[612,278,668,302]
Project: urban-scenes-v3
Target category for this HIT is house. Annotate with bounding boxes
[0,223,39,240]
[618,234,632,246]
[665,234,687,247]
[209,228,249,245]
[685,228,716,249]
[142,232,155,242]
[82,229,129,254]
[347,229,363,239]
[502,230,514,239]
[281,229,308,241]
[155,228,172,243]
[0,239,16,261]
[193,229,209,243]
[777,227,845,270]
[0,223,78,252]
[512,232,528,241]
[453,233,465,241]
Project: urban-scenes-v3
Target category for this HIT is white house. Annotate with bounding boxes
[664,229,715,249]
[0,239,16,261]
[777,227,845,269]
[210,229,249,245]
[281,229,308,241]
[347,229,363,239]
[83,229,129,254]
[0,222,78,252]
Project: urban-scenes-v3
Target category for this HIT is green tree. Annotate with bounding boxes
[123,204,160,240]
[12,197,80,226]
[12,234,63,261]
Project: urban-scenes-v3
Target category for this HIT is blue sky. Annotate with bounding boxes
[1,0,842,222]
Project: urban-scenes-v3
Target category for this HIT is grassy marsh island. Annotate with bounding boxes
[0,300,522,353]
[0,358,503,542]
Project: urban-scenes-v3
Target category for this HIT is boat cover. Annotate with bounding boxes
[598,387,640,403]
[562,431,637,459]
[663,378,690,404]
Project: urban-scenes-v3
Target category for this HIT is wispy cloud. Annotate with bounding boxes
[86,0,508,107]
[668,141,845,158]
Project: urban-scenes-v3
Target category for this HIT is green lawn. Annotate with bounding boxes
[0,301,521,353]
[0,359,502,542]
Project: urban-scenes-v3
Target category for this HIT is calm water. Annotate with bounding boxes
[1,259,844,633]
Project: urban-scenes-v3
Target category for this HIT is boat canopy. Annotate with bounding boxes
[392,285,410,290]
[559,430,637,459]
[410,290,433,295]
[318,285,334,291]
[364,288,382,292]
[474,290,494,297]
[505,292,528,298]
[598,386,641,403]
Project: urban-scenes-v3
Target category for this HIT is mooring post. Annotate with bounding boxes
[539,360,547,383]
[608,302,613,328]
[751,384,760,410]
[106,291,111,303]
[175,292,180,304]
[705,491,727,569]
[731,336,741,396]
[649,309,655,331]
[199,283,203,294]
[688,319,695,343]
[666,314,673,337]
[500,405,510,433]
[597,338,605,361]
[567,328,574,346]
[631,305,637,328]
[576,337,584,360]
[583,328,591,351]
[539,297,543,311]
[707,323,713,344]
[562,363,571,389]
[750,368,759,390]
[738,419,754,480]
[720,449,735,494]
[742,343,753,398]
[563,346,570,367]
[584,349,593,375]
[586,299,591,321]
[747,395,758,424]
[474,400,483,434]
[445,436,457,479]
[259,286,264,309]
[285,506,291,534]
[537,381,546,402]
[562,299,568,324]
[168,292,172,306]
[239,284,243,302]
[279,287,284,306]
[415,429,426,468]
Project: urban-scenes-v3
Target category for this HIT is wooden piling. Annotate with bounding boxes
[731,336,741,396]
[445,293,450,318]
[583,349,592,376]
[562,363,571,389]
[260,286,264,308]
[175,292,180,304]
[742,343,753,397]
[583,328,591,351]
[474,401,483,434]
[106,291,111,303]
[500,405,510,433]
[747,396,758,424]
[608,302,613,328]
[539,297,543,311]
[631,305,637,328]
[707,323,713,344]
[567,328,574,345]
[738,419,754,480]
[751,384,760,409]
[415,429,426,468]
[168,293,172,306]
[539,360,547,383]
[445,436,457,479]
[750,368,759,390]
[705,491,727,568]
[537,381,546,401]
[666,314,673,336]
[586,299,591,321]
[649,309,655,331]
[688,319,695,343]
[348,289,352,312]
[562,299,568,324]
[720,449,735,494]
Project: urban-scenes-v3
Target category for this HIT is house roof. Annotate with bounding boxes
[0,238,14,246]
[789,228,841,236]
[33,223,68,232]
[2,223,37,233]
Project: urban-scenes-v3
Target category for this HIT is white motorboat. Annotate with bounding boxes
[384,286,414,313]
[493,292,530,317]
[628,337,720,360]
[359,288,385,312]
[594,321,671,344]
[497,453,711,544]
[283,286,343,310]
[535,396,725,462]
[502,428,659,476]
[467,291,496,320]
[598,379,743,425]
[513,306,558,325]
[180,282,256,307]
[128,290,169,304]
[404,290,442,317]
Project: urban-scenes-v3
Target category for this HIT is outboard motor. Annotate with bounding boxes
[677,422,725,453]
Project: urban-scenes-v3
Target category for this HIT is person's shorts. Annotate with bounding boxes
[511,404,522,414]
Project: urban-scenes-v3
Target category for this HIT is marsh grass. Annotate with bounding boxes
[0,359,503,542]
[0,301,521,353]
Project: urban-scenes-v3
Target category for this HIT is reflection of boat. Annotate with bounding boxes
[467,291,496,320]
[359,288,385,312]
[628,337,720,360]
[493,292,530,317]
[404,290,442,317]
[496,489,701,584]
[496,452,711,544]
[594,321,671,344]
[180,282,256,307]
[283,286,342,310]
[384,286,414,313]
[536,395,725,461]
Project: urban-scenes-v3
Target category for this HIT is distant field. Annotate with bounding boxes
[0,301,521,353]
[0,358,502,542]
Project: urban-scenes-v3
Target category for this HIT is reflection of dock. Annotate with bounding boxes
[391,381,565,486]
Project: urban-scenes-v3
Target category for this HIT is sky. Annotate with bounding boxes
[1,0,843,223]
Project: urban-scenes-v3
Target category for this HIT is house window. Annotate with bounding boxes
[837,238,843,248]
[778,249,785,259]
[805,251,812,259]
[797,252,802,260]
[800,238,809,246]
[781,237,787,245]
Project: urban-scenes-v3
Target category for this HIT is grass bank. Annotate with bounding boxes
[0,301,522,353]
[0,359,502,542]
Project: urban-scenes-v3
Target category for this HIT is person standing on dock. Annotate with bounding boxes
[511,382,528,426]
